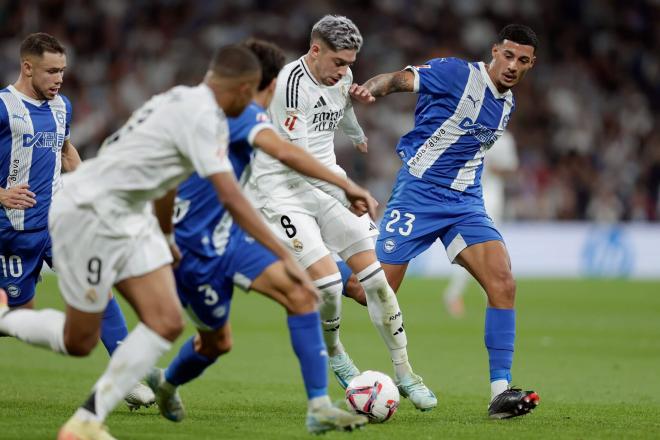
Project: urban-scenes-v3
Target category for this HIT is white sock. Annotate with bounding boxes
[357,262,412,379]
[0,308,67,354]
[308,395,332,411]
[444,267,470,302]
[78,322,171,422]
[490,379,509,401]
[314,273,345,357]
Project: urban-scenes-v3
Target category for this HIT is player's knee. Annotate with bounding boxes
[345,275,367,307]
[199,333,233,359]
[64,331,99,357]
[487,270,516,307]
[143,310,185,342]
[285,284,317,315]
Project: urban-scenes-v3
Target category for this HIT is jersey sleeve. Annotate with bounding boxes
[62,94,72,139]
[269,67,310,147]
[178,109,233,177]
[247,109,273,146]
[404,57,465,95]
[338,102,366,145]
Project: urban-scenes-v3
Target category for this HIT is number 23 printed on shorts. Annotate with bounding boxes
[385,209,416,236]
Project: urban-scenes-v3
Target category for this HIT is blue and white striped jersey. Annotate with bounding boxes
[397,58,515,196]
[0,86,71,231]
[173,101,271,258]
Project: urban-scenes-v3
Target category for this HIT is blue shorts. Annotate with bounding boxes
[376,168,503,264]
[0,227,52,307]
[174,225,278,331]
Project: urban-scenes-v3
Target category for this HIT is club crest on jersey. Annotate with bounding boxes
[22,132,65,152]
[292,238,304,252]
[55,110,66,127]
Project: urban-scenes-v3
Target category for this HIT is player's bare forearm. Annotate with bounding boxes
[153,189,176,234]
[363,71,415,97]
[255,129,348,191]
[61,140,82,172]
[209,171,291,261]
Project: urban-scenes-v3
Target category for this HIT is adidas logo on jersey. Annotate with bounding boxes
[313,96,327,109]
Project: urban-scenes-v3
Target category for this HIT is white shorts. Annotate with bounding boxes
[49,194,173,313]
[256,182,378,268]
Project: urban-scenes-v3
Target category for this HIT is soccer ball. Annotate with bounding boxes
[345,370,400,423]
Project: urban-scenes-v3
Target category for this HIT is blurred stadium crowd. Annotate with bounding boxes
[1,0,658,222]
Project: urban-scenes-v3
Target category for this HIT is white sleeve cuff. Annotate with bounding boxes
[247,122,273,146]
[404,66,420,93]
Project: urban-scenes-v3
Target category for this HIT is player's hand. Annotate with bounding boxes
[344,180,378,219]
[349,83,375,104]
[354,138,368,154]
[282,255,319,302]
[0,184,37,209]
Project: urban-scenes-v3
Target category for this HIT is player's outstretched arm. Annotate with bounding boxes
[338,104,368,153]
[0,184,36,209]
[61,139,82,172]
[254,129,377,219]
[208,171,316,294]
[357,70,416,100]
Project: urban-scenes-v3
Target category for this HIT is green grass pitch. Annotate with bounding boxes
[2,275,659,439]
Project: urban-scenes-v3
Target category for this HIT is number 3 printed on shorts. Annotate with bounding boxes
[280,215,297,238]
[384,209,416,236]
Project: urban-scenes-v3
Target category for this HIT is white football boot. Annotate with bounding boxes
[145,367,185,422]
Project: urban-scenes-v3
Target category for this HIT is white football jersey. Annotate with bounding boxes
[482,131,518,221]
[250,56,353,191]
[62,84,232,216]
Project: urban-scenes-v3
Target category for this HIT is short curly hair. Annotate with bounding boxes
[498,24,538,52]
[310,15,363,52]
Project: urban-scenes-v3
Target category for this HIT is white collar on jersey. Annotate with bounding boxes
[477,62,512,100]
[7,84,48,106]
[299,56,320,86]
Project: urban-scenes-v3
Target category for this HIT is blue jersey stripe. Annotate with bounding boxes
[396,58,514,195]
[0,88,70,231]
[174,101,271,258]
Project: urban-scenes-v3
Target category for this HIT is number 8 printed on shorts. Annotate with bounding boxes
[384,209,416,236]
[280,215,297,238]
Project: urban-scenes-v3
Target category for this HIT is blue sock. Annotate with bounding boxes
[288,311,328,399]
[165,336,216,386]
[484,307,515,383]
[336,260,353,297]
[100,296,128,355]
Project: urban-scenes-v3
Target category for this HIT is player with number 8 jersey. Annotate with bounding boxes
[246,15,437,411]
